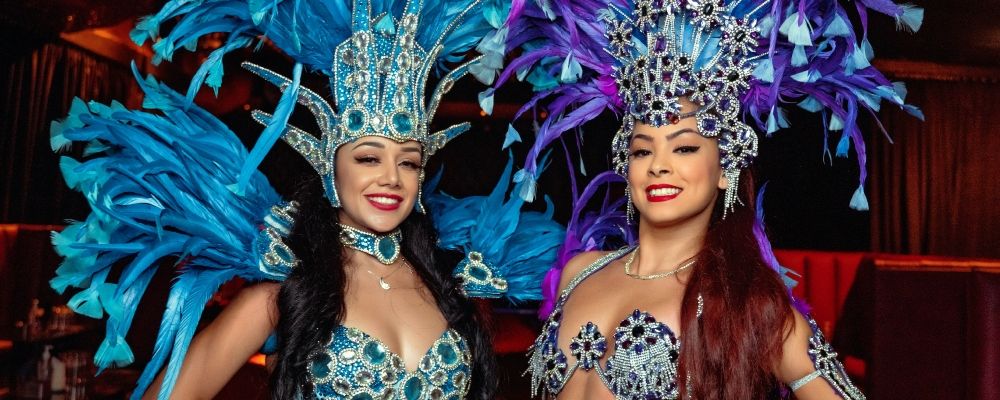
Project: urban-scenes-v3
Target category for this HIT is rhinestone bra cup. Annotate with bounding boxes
[310,326,471,399]
[526,247,865,399]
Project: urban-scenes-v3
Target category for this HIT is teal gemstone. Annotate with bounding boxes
[310,353,332,379]
[377,237,397,262]
[350,393,374,400]
[275,246,292,262]
[363,341,387,365]
[392,112,413,133]
[469,264,489,280]
[346,110,366,132]
[437,342,458,365]
[403,376,423,400]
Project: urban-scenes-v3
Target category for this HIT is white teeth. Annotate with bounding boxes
[368,196,400,205]
[648,187,681,197]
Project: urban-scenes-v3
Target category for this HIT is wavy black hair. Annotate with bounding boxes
[269,176,497,399]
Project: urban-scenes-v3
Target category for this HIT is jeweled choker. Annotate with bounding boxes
[338,224,402,265]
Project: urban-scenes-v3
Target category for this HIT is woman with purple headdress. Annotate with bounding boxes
[488,0,924,398]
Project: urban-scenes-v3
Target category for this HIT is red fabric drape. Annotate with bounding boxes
[870,79,1000,258]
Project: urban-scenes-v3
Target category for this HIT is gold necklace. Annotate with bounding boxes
[365,260,411,290]
[623,246,697,280]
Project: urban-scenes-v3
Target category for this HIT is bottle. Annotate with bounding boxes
[27,299,43,337]
[37,345,52,382]
[51,352,67,393]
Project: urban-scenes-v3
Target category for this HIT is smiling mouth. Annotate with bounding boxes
[646,185,681,202]
[365,194,402,210]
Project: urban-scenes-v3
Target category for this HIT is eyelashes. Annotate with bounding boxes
[353,155,422,170]
[629,146,700,158]
[630,149,652,158]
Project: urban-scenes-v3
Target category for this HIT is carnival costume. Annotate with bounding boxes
[491,0,923,398]
[48,0,565,398]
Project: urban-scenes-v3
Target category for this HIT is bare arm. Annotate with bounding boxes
[777,310,862,400]
[142,282,281,400]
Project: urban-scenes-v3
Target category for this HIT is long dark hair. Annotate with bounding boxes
[677,170,793,399]
[269,177,497,399]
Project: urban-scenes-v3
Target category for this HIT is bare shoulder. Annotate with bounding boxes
[557,250,614,295]
[223,281,281,328]
[777,308,815,382]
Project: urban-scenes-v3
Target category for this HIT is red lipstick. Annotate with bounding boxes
[645,184,681,202]
[365,193,403,211]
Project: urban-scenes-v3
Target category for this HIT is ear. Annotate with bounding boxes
[718,171,729,190]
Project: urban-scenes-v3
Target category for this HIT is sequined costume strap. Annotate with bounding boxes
[555,247,636,308]
[800,316,866,399]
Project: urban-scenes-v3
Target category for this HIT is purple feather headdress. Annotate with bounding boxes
[493,0,923,314]
[493,0,923,210]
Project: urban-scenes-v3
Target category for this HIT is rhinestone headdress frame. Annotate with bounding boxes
[243,0,486,211]
[604,0,766,216]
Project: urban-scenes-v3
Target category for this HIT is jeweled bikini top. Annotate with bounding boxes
[526,247,865,399]
[310,325,472,399]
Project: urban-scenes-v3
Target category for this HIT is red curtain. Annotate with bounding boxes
[870,78,1000,258]
[0,42,142,223]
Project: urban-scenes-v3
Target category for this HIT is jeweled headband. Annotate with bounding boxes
[494,0,923,215]
[133,0,506,210]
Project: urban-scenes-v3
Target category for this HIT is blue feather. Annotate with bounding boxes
[850,185,869,211]
[779,12,813,46]
[560,53,582,83]
[823,14,851,37]
[829,113,844,130]
[425,157,564,303]
[50,66,287,400]
[235,62,302,194]
[513,168,538,202]
[836,132,851,157]
[896,4,924,33]
[503,124,522,149]
[478,88,495,115]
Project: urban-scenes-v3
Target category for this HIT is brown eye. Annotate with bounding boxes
[630,149,652,158]
[355,156,379,164]
[400,160,422,170]
[674,146,700,154]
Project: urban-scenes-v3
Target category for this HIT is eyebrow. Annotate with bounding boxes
[666,128,697,140]
[631,128,698,143]
[352,141,384,150]
[352,141,421,152]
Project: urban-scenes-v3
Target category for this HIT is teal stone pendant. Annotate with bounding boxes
[338,224,402,265]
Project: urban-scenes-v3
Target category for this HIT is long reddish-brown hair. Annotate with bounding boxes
[677,170,793,399]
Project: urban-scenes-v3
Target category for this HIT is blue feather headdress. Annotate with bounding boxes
[496,0,923,214]
[424,158,565,303]
[50,67,295,400]
[132,0,507,209]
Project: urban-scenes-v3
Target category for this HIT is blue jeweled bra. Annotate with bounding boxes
[310,326,472,399]
[526,247,865,399]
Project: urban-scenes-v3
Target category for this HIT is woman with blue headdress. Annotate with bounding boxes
[492,0,923,398]
[48,0,565,398]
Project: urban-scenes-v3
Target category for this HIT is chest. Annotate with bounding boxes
[309,326,471,399]
[555,265,688,355]
[343,268,450,370]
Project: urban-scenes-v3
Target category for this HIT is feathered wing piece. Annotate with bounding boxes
[497,0,923,211]
[424,158,565,303]
[131,0,508,206]
[537,170,633,317]
[50,66,295,400]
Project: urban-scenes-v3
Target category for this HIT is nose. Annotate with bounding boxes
[377,162,401,188]
[648,151,671,177]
